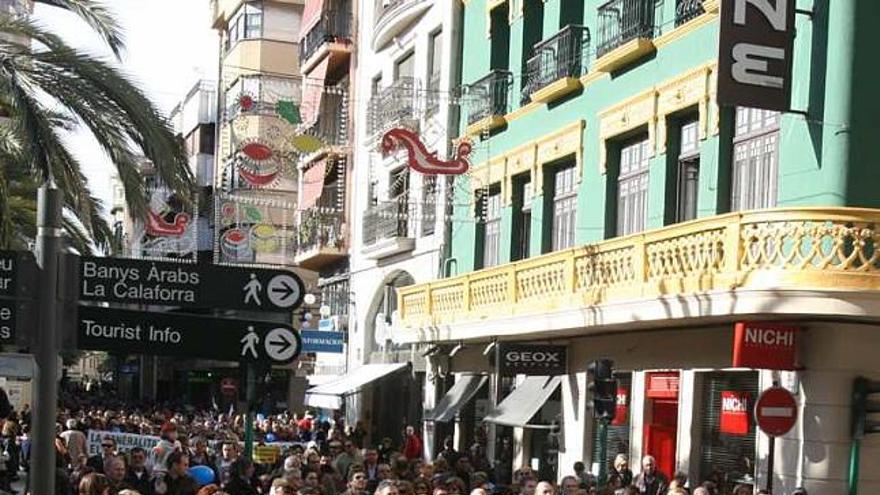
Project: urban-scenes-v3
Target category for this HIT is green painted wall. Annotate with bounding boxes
[449,0,878,276]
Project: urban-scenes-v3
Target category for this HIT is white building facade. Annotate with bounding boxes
[306,0,463,451]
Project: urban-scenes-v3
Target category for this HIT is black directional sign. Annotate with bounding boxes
[77,306,302,364]
[78,257,304,312]
[0,250,36,300]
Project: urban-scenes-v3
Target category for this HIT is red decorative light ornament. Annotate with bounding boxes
[381,128,471,175]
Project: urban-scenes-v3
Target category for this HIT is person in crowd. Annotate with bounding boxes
[403,427,422,462]
[392,455,411,481]
[79,472,112,495]
[560,475,580,495]
[62,419,88,468]
[88,437,117,474]
[125,447,152,495]
[377,438,395,464]
[437,438,458,466]
[189,438,216,475]
[668,471,688,492]
[216,441,239,487]
[271,477,296,495]
[343,470,368,495]
[225,458,258,495]
[105,455,128,494]
[692,487,710,495]
[631,456,667,495]
[363,449,381,490]
[572,462,595,489]
[519,477,537,495]
[152,422,182,475]
[792,488,807,495]
[335,440,362,481]
[413,479,431,495]
[156,450,197,495]
[445,476,467,495]
[534,481,554,495]
[610,455,632,488]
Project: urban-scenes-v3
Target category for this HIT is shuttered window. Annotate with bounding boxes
[592,373,632,469]
[617,137,650,236]
[698,371,759,486]
[731,107,780,211]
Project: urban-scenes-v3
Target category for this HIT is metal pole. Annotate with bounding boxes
[597,419,608,489]
[848,438,860,495]
[766,435,775,494]
[30,181,63,494]
[244,362,255,460]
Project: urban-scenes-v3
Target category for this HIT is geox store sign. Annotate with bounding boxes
[496,344,567,376]
[717,0,796,111]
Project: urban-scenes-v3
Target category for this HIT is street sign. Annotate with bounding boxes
[755,386,798,436]
[0,250,36,300]
[300,330,345,354]
[77,306,302,365]
[78,256,305,312]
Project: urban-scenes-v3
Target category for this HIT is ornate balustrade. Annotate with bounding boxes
[397,208,880,329]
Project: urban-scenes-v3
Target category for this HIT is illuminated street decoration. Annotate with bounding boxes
[215,193,296,265]
[381,127,472,175]
[137,187,197,259]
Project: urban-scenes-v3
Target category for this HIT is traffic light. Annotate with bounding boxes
[852,376,880,438]
[588,359,617,421]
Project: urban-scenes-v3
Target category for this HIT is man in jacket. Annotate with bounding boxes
[632,456,668,495]
[125,447,152,495]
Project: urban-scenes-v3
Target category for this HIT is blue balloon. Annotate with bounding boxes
[188,465,215,486]
[266,433,277,442]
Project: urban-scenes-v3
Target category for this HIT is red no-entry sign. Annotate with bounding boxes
[755,386,798,436]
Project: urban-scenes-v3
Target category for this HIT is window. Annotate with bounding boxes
[731,107,779,211]
[421,175,437,236]
[616,136,650,236]
[592,373,632,470]
[427,30,442,112]
[675,118,700,222]
[371,74,383,97]
[482,188,503,268]
[490,4,510,70]
[512,174,533,261]
[225,2,263,50]
[395,51,415,81]
[697,371,758,485]
[551,164,577,251]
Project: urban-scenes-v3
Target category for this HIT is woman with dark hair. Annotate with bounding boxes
[224,457,258,495]
[78,472,111,495]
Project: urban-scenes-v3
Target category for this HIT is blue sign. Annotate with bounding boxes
[301,330,345,354]
[318,318,334,331]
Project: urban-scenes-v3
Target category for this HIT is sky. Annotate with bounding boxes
[34,0,220,211]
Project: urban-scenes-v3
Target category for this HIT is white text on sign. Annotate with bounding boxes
[81,320,182,344]
[81,260,200,304]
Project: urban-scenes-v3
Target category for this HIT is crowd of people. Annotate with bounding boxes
[0,388,810,495]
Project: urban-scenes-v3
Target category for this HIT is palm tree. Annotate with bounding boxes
[0,0,193,252]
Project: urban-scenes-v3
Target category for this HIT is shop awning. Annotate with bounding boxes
[299,0,325,40]
[425,374,488,423]
[299,159,327,211]
[304,363,409,410]
[483,375,561,428]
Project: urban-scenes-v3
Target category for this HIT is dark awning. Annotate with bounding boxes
[483,375,561,428]
[425,374,488,422]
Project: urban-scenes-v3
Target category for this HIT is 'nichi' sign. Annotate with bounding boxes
[720,390,750,435]
[717,0,796,111]
[733,322,799,370]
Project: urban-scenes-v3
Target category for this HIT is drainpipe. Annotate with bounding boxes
[822,0,855,202]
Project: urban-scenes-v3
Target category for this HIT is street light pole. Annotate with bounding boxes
[30,180,63,494]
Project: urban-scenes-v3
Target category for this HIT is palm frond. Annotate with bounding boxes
[33,0,124,58]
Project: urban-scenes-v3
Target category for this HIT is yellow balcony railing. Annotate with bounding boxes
[397,207,880,329]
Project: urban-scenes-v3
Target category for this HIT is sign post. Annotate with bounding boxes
[755,386,798,494]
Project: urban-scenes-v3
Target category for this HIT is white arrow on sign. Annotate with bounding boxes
[267,274,301,308]
[264,327,299,362]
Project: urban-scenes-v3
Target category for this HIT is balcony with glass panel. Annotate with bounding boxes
[367,77,419,137]
[361,199,416,260]
[300,9,352,75]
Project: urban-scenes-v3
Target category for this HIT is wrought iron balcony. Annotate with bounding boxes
[675,0,705,26]
[367,77,419,136]
[596,0,657,58]
[396,208,880,333]
[362,199,411,246]
[465,70,513,127]
[300,10,352,63]
[303,90,348,149]
[521,25,591,104]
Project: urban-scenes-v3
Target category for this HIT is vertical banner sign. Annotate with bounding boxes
[611,387,629,426]
[717,0,796,111]
[720,391,750,435]
[733,322,799,370]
